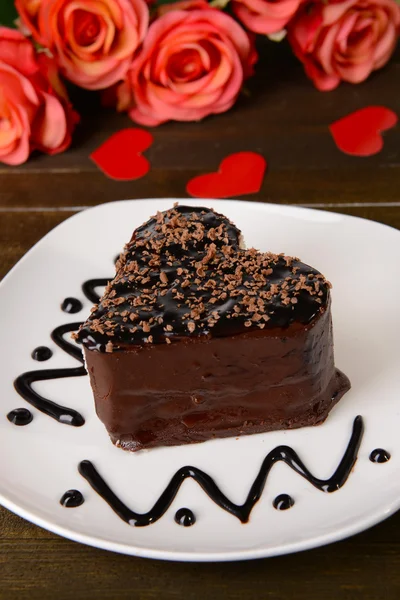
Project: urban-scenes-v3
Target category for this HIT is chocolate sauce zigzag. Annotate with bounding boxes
[12,277,111,427]
[78,416,363,527]
[14,322,86,427]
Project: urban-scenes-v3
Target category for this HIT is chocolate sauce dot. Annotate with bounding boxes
[369,448,391,463]
[31,346,53,361]
[61,297,83,314]
[7,408,33,426]
[60,489,84,507]
[175,508,196,527]
[273,494,294,511]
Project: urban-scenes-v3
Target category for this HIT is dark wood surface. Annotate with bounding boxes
[1,39,399,599]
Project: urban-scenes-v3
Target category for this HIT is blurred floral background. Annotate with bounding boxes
[0,0,399,165]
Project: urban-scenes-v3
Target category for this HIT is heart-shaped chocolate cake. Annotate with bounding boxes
[77,205,350,451]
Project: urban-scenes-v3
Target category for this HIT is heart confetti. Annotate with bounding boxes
[186,152,267,198]
[90,128,153,180]
[329,106,397,157]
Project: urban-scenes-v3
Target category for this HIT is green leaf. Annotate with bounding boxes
[0,1,18,28]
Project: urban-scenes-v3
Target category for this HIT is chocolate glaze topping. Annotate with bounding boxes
[76,206,330,351]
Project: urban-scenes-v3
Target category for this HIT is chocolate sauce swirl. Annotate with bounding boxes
[78,416,363,527]
[82,279,109,304]
[12,278,110,427]
[14,323,86,427]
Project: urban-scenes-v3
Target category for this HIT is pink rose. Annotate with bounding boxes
[110,0,257,126]
[232,0,302,35]
[16,0,149,90]
[287,0,400,91]
[0,27,78,166]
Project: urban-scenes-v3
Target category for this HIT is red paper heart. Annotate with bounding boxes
[186,152,267,198]
[329,106,397,157]
[90,128,153,180]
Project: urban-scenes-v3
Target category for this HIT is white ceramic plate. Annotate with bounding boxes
[1,199,400,562]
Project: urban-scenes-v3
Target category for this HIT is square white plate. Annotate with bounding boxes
[1,199,400,562]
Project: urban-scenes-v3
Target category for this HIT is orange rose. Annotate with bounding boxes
[109,0,257,126]
[17,0,149,90]
[0,27,78,165]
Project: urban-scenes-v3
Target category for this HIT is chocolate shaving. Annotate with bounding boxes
[77,206,330,350]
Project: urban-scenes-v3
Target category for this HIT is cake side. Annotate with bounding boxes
[84,303,350,451]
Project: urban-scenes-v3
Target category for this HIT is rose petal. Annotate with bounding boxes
[31,91,67,150]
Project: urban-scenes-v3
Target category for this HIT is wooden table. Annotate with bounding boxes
[1,40,399,599]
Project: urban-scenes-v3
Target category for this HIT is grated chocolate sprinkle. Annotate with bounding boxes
[77,206,330,352]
